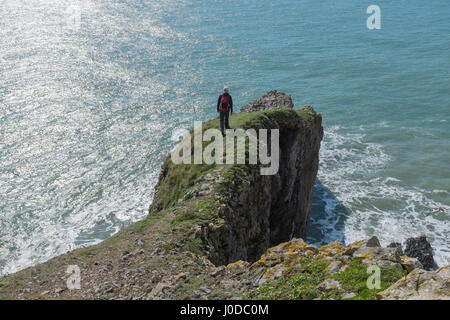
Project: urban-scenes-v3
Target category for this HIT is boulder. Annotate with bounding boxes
[342,292,356,299]
[387,242,404,255]
[353,246,402,267]
[325,260,342,275]
[343,236,381,256]
[318,279,341,292]
[376,266,450,300]
[400,256,423,273]
[240,90,294,112]
[361,236,381,247]
[404,236,435,270]
[319,240,347,257]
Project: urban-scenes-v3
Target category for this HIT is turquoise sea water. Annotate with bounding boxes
[0,0,448,275]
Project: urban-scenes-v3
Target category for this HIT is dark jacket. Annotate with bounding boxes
[217,93,233,113]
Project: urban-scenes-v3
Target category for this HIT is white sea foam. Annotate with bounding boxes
[308,125,449,267]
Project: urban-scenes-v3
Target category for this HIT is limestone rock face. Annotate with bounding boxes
[240,90,294,112]
[404,236,435,270]
[205,106,323,265]
[226,238,449,300]
[400,256,423,273]
[377,267,450,300]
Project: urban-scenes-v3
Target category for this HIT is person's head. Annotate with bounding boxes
[223,86,229,94]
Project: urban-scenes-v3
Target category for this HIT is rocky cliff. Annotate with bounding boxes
[0,92,447,300]
[151,101,323,266]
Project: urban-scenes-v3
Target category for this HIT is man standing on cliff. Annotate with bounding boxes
[217,86,233,136]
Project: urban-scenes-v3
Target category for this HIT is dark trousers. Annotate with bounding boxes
[219,111,230,134]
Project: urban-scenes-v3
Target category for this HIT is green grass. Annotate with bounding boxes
[174,275,209,299]
[295,109,315,126]
[150,159,217,211]
[246,257,406,300]
[0,279,18,293]
[287,258,331,300]
[332,259,406,300]
[217,164,250,197]
[171,198,220,228]
[127,210,166,233]
[76,245,98,257]
[159,244,172,252]
[246,257,330,300]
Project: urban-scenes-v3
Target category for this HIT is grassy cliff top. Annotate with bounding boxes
[150,107,316,211]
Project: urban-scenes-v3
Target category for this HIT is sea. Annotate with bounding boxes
[0,0,448,275]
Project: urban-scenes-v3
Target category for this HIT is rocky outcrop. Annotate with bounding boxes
[195,106,323,265]
[227,236,449,300]
[240,236,406,286]
[387,237,435,270]
[241,90,294,112]
[404,236,435,270]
